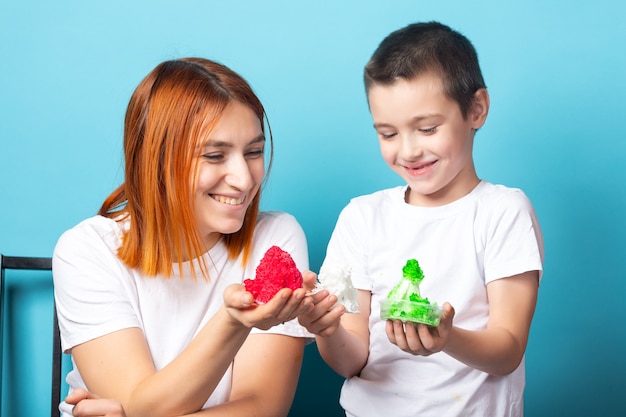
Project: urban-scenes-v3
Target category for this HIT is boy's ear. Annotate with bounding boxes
[470,88,490,129]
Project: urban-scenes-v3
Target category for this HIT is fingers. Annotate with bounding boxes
[223,283,254,309]
[65,388,96,406]
[65,389,126,417]
[385,320,438,356]
[298,291,345,336]
[385,301,456,355]
[301,270,318,292]
[440,302,455,324]
[72,398,126,417]
[224,284,315,330]
[265,287,314,323]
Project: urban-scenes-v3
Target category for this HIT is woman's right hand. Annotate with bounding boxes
[223,283,313,330]
[66,388,127,417]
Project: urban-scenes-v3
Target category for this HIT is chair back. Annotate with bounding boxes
[0,255,60,417]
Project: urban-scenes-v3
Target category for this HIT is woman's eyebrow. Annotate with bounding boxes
[248,134,266,145]
[202,134,265,149]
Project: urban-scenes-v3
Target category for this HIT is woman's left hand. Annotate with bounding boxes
[223,283,314,330]
[385,302,455,356]
[66,388,127,417]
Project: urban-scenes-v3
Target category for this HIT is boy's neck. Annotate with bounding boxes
[405,174,480,207]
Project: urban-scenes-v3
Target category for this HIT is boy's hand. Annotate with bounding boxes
[66,388,126,417]
[298,271,346,337]
[223,283,313,330]
[385,302,455,355]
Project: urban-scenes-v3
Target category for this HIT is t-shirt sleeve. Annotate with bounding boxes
[483,189,544,284]
[52,219,140,352]
[321,201,372,291]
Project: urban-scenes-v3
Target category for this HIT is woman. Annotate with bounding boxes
[53,58,313,417]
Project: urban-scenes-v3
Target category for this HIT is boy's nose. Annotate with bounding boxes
[399,134,424,159]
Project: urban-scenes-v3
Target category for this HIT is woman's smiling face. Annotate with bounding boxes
[193,100,265,249]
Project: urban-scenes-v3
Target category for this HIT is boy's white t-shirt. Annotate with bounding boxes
[53,211,311,416]
[322,181,544,417]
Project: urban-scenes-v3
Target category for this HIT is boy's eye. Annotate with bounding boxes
[419,126,438,134]
[378,132,397,140]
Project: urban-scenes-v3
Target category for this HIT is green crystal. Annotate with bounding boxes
[383,259,440,326]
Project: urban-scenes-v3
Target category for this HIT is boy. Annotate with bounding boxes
[299,21,544,416]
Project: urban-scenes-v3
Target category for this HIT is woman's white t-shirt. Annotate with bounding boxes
[53,211,311,415]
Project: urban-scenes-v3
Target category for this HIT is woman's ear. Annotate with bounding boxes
[470,88,490,129]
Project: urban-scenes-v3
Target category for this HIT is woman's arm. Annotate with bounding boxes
[69,333,306,417]
[195,333,305,417]
[72,285,312,417]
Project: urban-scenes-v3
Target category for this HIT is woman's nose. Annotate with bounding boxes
[224,157,254,190]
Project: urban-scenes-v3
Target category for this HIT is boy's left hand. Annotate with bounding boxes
[385,302,455,355]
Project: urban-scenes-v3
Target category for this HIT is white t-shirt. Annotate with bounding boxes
[322,181,544,417]
[53,211,311,416]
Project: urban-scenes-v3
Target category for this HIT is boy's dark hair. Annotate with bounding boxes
[364,21,486,119]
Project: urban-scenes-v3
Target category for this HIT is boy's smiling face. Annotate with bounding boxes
[368,72,489,207]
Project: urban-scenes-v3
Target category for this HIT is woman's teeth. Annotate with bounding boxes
[213,195,244,205]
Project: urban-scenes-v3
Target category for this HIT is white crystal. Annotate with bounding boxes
[315,264,359,313]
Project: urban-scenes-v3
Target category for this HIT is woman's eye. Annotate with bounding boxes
[202,153,223,162]
[246,148,264,158]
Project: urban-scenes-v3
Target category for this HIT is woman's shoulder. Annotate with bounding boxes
[255,211,305,237]
[55,215,125,256]
[257,210,300,228]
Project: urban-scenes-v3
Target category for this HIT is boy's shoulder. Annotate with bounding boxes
[336,186,407,222]
[475,181,532,204]
[473,181,537,220]
[349,186,405,206]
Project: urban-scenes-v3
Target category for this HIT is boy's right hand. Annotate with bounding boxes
[385,302,455,355]
[298,271,346,337]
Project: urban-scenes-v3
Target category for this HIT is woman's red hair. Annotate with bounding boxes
[98,58,273,279]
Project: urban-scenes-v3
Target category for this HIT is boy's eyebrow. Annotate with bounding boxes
[373,115,441,129]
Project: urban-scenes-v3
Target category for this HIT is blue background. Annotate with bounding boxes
[1,0,625,415]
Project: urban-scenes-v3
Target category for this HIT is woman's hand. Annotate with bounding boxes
[223,283,313,330]
[66,388,126,417]
[297,271,346,337]
[385,302,455,355]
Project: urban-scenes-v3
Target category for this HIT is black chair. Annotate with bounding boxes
[0,255,61,417]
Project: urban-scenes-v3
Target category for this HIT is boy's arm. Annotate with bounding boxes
[443,270,539,375]
[304,289,371,378]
